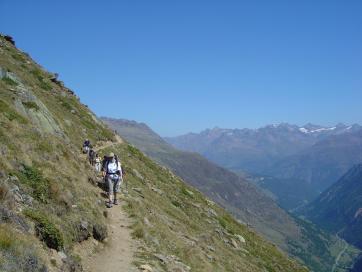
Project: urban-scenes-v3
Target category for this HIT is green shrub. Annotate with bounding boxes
[1,77,18,86]
[17,165,51,203]
[22,101,40,111]
[24,209,64,250]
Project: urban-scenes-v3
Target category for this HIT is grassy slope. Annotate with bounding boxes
[0,35,115,271]
[102,118,361,272]
[0,34,310,271]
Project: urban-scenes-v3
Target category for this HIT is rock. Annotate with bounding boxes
[151,187,163,195]
[58,251,67,260]
[80,220,89,230]
[132,187,143,194]
[9,175,19,182]
[70,109,76,114]
[206,199,215,206]
[207,208,217,217]
[206,254,214,261]
[235,234,246,244]
[240,248,249,254]
[143,217,152,227]
[151,237,160,247]
[132,169,144,181]
[191,202,201,209]
[4,35,15,45]
[139,264,153,271]
[0,67,6,79]
[103,210,108,218]
[207,246,215,252]
[0,206,30,232]
[61,255,83,272]
[93,224,107,241]
[22,194,33,206]
[154,254,168,264]
[185,189,194,196]
[230,239,238,248]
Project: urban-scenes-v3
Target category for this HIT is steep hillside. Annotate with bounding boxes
[0,34,312,271]
[248,175,319,211]
[102,117,360,272]
[302,164,362,249]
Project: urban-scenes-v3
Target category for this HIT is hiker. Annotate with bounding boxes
[88,149,96,165]
[102,152,123,208]
[82,139,91,154]
[95,153,101,172]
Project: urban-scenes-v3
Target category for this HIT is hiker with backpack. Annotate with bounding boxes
[88,149,96,165]
[102,152,123,208]
[82,139,91,154]
[95,153,101,172]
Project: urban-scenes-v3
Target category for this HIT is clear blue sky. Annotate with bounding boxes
[1,1,361,136]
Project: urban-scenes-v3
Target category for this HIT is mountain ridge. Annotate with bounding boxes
[165,123,362,209]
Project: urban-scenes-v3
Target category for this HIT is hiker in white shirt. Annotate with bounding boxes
[95,153,101,172]
[102,152,123,208]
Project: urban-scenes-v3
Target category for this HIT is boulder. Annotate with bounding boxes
[0,206,30,232]
[151,187,163,195]
[140,264,153,271]
[76,220,91,242]
[93,224,107,241]
[235,234,246,244]
[4,35,15,45]
[230,239,238,248]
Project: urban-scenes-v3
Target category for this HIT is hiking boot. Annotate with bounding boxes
[113,199,119,205]
[106,201,113,208]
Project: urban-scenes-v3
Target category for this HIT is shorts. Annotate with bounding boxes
[106,174,122,194]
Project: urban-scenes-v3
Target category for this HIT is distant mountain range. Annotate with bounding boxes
[165,123,362,209]
[101,117,359,272]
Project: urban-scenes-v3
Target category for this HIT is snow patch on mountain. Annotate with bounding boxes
[299,126,337,134]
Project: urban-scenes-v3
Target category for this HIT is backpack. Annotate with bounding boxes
[103,156,120,175]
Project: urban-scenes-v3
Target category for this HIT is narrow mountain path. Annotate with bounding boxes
[331,233,348,272]
[94,134,124,151]
[77,202,138,272]
[76,136,138,272]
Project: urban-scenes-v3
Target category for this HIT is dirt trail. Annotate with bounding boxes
[76,136,138,272]
[77,202,138,272]
[94,134,124,151]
